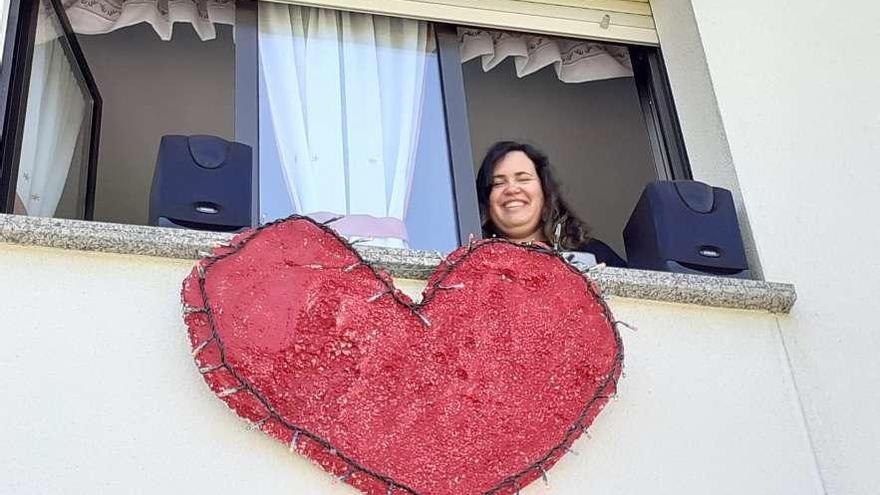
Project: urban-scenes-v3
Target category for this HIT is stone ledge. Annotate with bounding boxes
[0,214,796,313]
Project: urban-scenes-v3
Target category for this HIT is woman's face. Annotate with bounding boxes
[488,151,545,242]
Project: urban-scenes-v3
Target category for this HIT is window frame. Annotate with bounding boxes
[235,0,260,227]
[630,45,692,181]
[434,22,482,244]
[0,1,691,251]
[233,4,689,248]
[256,0,659,45]
[0,0,102,219]
[237,1,483,244]
[0,0,40,214]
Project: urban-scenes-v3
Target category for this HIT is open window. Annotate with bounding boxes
[0,0,101,220]
[457,28,690,258]
[0,0,689,259]
[75,19,235,228]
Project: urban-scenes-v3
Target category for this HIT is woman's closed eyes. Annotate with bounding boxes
[492,173,536,189]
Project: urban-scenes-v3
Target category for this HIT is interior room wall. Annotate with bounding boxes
[462,60,657,257]
[78,23,235,225]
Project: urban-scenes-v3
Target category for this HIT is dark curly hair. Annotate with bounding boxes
[476,141,592,250]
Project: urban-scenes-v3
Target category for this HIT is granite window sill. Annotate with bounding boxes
[0,214,796,313]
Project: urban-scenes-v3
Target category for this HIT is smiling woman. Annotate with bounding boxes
[476,140,627,267]
[486,149,546,243]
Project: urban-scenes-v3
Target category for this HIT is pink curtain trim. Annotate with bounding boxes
[307,212,409,241]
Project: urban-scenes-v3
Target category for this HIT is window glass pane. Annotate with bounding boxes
[258,4,459,252]
[14,0,93,219]
[0,0,9,57]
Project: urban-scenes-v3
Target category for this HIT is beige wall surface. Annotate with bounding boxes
[0,244,821,493]
[268,0,659,45]
[78,24,235,226]
[651,1,880,494]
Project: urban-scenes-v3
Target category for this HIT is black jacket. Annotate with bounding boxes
[580,238,627,268]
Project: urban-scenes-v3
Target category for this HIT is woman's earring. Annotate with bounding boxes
[553,222,562,251]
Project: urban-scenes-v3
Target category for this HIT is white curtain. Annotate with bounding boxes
[16,32,87,217]
[259,4,429,247]
[0,0,9,56]
[63,0,234,40]
[459,27,633,83]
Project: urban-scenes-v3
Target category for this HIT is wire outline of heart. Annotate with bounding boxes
[181,215,623,495]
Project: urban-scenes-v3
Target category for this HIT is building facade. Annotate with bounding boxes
[1,1,878,493]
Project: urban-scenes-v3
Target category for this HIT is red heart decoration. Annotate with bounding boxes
[182,216,622,495]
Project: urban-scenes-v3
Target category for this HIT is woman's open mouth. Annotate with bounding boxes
[502,199,528,210]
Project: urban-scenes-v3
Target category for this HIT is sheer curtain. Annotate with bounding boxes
[15,10,87,217]
[0,0,8,55]
[259,3,429,248]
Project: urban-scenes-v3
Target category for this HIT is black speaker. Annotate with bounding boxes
[149,135,253,231]
[623,180,748,277]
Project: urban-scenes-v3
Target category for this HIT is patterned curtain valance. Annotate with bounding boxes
[459,27,633,84]
[63,0,234,40]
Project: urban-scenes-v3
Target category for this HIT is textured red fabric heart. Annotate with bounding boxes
[181,216,622,495]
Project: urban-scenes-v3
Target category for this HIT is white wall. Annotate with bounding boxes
[652,1,880,493]
[0,243,821,494]
[462,60,656,256]
[78,24,235,226]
